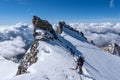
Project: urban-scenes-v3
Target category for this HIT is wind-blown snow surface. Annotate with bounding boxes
[69,22,120,47]
[62,26,120,80]
[7,25,120,80]
[0,55,18,80]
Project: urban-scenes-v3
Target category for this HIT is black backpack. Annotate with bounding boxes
[77,57,84,65]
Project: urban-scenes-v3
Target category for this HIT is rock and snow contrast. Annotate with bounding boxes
[68,23,120,57]
[0,17,120,80]
[69,22,120,47]
[101,43,120,56]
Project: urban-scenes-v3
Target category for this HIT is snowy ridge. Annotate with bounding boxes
[62,24,87,42]
[0,23,120,80]
[61,26,120,80]
[0,56,18,80]
[69,22,120,47]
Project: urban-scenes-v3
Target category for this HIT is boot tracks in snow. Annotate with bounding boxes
[70,68,95,80]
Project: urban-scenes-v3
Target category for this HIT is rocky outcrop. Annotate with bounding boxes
[58,21,87,40]
[16,16,87,75]
[101,43,120,56]
[56,22,63,34]
[32,16,53,33]
[16,40,39,75]
[16,16,56,75]
[33,16,57,39]
[90,40,95,45]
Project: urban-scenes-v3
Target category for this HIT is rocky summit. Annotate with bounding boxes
[16,16,56,75]
[16,16,88,76]
[101,43,120,56]
[12,16,120,80]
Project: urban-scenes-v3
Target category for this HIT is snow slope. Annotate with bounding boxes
[0,56,18,80]
[69,22,120,47]
[7,25,120,80]
[12,41,93,80]
[61,26,120,80]
[0,23,120,80]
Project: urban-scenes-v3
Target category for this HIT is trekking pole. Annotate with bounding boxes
[84,61,99,73]
[84,61,110,80]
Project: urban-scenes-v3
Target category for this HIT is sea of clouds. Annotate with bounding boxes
[0,22,120,59]
[69,22,120,47]
[0,23,33,59]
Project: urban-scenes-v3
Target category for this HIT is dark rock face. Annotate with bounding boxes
[56,22,63,34]
[32,16,53,33]
[90,40,95,45]
[16,17,87,75]
[16,40,39,75]
[101,43,120,56]
[32,16,57,39]
[58,21,87,40]
[16,16,56,75]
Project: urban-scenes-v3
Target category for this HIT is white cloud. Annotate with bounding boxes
[0,36,26,58]
[110,0,114,8]
[0,23,33,59]
[69,22,120,47]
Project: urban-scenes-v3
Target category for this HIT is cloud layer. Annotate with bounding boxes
[0,23,33,59]
[69,22,120,47]
[0,36,25,58]
[1,22,120,59]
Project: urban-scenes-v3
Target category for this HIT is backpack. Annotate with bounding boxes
[77,56,84,65]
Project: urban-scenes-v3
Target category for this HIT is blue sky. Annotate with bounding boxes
[0,0,120,25]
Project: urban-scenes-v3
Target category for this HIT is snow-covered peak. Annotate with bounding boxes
[10,22,120,80]
[0,21,120,80]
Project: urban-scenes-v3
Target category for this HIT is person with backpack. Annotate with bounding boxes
[71,56,84,74]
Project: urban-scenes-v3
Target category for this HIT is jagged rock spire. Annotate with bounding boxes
[101,43,120,56]
[57,21,64,34]
[58,21,87,40]
[16,16,56,75]
[32,16,57,39]
[32,16,53,33]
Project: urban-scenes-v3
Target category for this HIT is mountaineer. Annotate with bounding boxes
[71,56,84,74]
